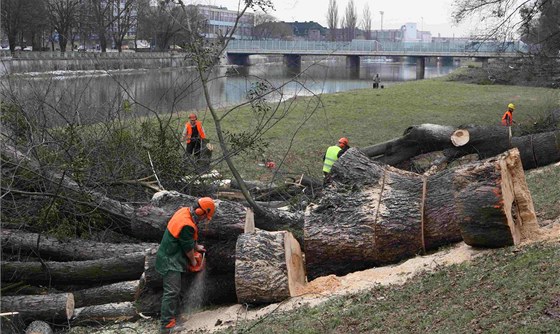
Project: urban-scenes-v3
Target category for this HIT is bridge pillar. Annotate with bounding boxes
[475,57,488,68]
[283,54,301,74]
[227,53,250,66]
[416,57,425,80]
[346,56,360,77]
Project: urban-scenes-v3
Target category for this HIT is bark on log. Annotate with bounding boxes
[72,281,140,308]
[454,149,538,247]
[71,302,138,325]
[25,320,53,334]
[0,293,74,323]
[360,124,560,170]
[1,252,145,285]
[305,148,538,279]
[235,230,305,304]
[1,229,157,261]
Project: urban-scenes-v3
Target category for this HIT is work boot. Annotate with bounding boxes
[160,318,176,334]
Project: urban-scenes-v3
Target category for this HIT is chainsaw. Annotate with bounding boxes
[187,251,206,273]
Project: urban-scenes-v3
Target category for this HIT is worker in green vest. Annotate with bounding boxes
[322,137,350,184]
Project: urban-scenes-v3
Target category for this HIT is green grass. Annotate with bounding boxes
[526,165,560,220]
[186,78,559,180]
[222,242,560,334]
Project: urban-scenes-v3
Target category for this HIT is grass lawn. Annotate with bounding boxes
[187,77,559,181]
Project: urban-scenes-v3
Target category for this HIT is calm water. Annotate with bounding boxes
[1,57,459,126]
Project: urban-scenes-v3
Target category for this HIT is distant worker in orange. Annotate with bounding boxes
[182,113,207,159]
[322,137,350,184]
[501,103,516,126]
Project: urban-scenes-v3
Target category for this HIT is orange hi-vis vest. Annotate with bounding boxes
[167,207,199,241]
[185,121,206,144]
[501,110,513,126]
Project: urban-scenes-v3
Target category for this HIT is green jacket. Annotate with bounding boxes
[155,223,195,276]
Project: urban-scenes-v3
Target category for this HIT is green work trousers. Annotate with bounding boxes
[160,271,183,329]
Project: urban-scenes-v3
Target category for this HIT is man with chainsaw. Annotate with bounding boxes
[322,137,350,185]
[155,197,216,333]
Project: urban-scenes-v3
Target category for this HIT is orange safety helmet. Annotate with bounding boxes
[338,137,349,147]
[195,197,216,221]
[189,113,197,120]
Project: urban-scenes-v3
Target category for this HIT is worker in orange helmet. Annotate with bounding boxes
[322,137,350,185]
[182,113,207,159]
[501,103,516,126]
[155,197,216,333]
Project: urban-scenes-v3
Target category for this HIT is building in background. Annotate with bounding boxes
[196,5,254,40]
[285,21,326,41]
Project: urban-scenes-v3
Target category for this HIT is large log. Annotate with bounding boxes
[1,252,145,285]
[360,123,560,170]
[1,229,157,261]
[0,293,74,324]
[235,230,305,304]
[304,148,537,279]
[71,302,138,325]
[72,281,140,308]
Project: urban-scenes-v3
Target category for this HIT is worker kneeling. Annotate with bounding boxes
[155,197,216,333]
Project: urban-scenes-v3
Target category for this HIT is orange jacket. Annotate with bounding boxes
[167,207,198,241]
[185,120,206,144]
[501,110,513,126]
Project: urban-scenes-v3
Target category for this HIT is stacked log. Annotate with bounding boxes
[0,293,74,324]
[304,148,538,279]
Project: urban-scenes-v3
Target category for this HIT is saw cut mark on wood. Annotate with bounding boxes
[244,208,255,233]
[451,129,469,147]
[0,293,75,323]
[235,230,305,304]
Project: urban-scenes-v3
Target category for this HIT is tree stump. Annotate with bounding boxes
[235,230,305,304]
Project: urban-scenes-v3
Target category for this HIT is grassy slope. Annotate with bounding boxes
[225,242,560,334]
[195,78,559,180]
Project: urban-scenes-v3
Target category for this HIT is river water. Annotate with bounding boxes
[1,57,459,126]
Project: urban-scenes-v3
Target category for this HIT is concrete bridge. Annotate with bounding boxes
[226,40,527,79]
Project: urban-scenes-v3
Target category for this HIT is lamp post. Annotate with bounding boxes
[379,11,384,31]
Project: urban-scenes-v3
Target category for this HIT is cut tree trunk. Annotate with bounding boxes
[25,320,53,334]
[71,302,138,325]
[454,148,538,247]
[304,148,538,279]
[1,229,157,261]
[0,293,74,324]
[72,280,140,308]
[360,124,560,170]
[1,252,145,285]
[235,230,305,304]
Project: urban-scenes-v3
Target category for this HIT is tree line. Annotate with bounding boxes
[0,0,205,53]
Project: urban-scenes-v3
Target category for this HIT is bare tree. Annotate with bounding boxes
[362,3,372,40]
[343,0,358,41]
[0,0,42,52]
[109,0,138,52]
[45,0,81,52]
[326,0,339,41]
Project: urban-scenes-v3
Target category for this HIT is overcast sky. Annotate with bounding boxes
[201,0,475,38]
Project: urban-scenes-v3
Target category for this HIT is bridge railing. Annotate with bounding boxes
[226,40,528,54]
